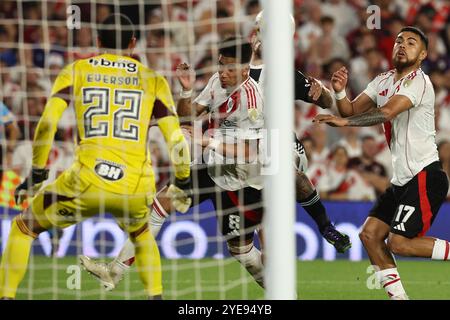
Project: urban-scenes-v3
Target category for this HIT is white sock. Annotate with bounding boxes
[110,238,135,283]
[150,198,169,238]
[431,239,450,260]
[228,243,265,288]
[376,268,408,300]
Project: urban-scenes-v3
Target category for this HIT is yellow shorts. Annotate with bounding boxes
[30,163,155,234]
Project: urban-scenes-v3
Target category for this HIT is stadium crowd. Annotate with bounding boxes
[0,0,449,210]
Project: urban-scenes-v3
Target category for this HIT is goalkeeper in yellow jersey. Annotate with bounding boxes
[0,14,191,300]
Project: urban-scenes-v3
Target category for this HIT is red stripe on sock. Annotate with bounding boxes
[123,257,135,266]
[152,200,167,218]
[418,171,432,237]
[383,278,401,288]
[445,241,450,260]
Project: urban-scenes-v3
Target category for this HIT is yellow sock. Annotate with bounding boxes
[132,229,162,297]
[0,216,37,298]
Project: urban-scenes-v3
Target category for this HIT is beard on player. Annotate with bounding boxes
[391,31,427,71]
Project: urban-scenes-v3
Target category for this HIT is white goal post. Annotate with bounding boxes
[262,0,297,300]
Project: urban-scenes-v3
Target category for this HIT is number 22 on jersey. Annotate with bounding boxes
[82,87,143,141]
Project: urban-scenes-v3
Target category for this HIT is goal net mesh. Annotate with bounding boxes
[0,0,267,300]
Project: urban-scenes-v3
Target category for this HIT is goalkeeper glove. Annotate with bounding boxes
[166,177,192,214]
[14,168,49,205]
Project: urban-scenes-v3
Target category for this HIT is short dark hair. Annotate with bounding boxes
[218,37,252,64]
[98,14,135,49]
[399,26,428,49]
[320,16,334,25]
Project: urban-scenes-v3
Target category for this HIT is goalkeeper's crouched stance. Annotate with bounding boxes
[0,14,192,300]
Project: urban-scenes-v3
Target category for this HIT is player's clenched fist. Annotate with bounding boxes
[14,168,49,205]
[331,66,348,93]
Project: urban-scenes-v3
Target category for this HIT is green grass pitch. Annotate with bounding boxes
[15,257,450,300]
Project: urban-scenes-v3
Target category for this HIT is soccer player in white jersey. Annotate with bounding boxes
[314,26,449,300]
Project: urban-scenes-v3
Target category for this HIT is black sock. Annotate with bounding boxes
[299,190,331,233]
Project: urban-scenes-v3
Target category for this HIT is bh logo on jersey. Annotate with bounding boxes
[95,162,124,181]
[89,58,137,74]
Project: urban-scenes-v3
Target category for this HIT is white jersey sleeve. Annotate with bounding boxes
[362,76,379,103]
[395,71,428,107]
[193,72,219,108]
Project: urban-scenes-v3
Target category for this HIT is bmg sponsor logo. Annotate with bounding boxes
[89,58,137,74]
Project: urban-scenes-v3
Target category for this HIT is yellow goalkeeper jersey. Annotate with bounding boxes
[32,53,190,194]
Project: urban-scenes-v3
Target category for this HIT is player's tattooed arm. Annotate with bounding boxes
[345,108,388,126]
[314,108,389,127]
[345,94,414,126]
[314,95,414,127]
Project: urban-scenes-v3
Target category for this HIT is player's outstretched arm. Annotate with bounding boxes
[314,95,414,127]
[154,75,192,213]
[331,67,376,117]
[154,75,191,181]
[32,64,72,169]
[15,64,72,204]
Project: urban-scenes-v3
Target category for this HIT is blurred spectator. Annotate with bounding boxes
[0,101,20,183]
[242,0,261,38]
[297,0,323,54]
[413,3,436,34]
[321,0,359,37]
[308,16,350,65]
[438,140,450,200]
[150,139,170,190]
[70,27,97,60]
[347,135,389,196]
[47,53,64,84]
[336,127,362,158]
[309,124,330,165]
[312,145,376,201]
[323,57,348,81]
[216,9,237,40]
[377,16,405,67]
[141,28,187,87]
[0,26,17,67]
[0,1,17,19]
[422,32,450,74]
[350,47,389,94]
[96,4,112,24]
[435,72,450,139]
